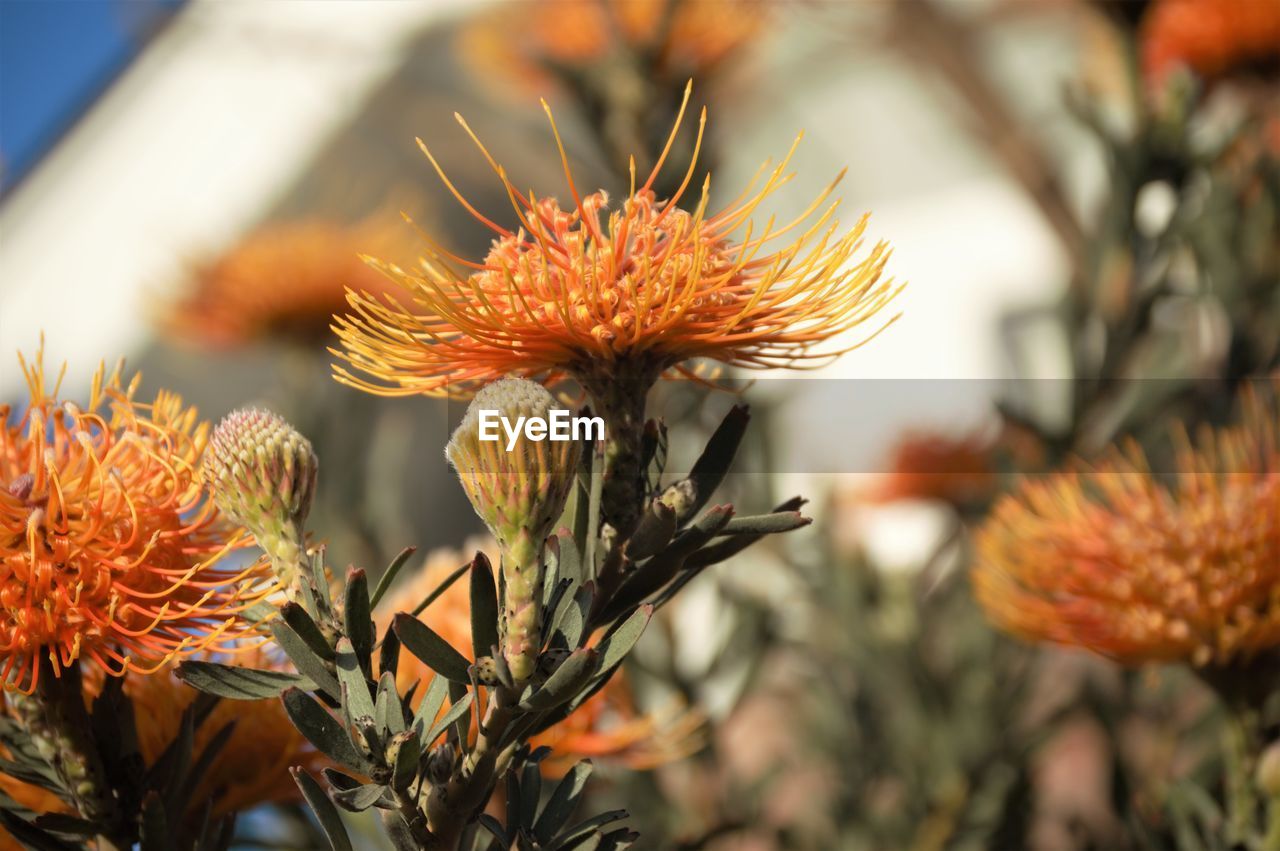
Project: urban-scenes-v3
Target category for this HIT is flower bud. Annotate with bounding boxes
[204,408,318,585]
[446,379,580,682]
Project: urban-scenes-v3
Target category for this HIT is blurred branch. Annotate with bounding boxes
[886,0,1085,271]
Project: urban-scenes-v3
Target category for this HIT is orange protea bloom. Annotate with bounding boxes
[160,217,409,348]
[332,85,902,400]
[462,0,765,95]
[379,539,703,774]
[868,429,1001,509]
[1141,0,1280,87]
[973,381,1280,669]
[0,347,276,692]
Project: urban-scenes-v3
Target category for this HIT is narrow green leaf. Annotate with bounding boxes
[448,681,471,743]
[585,441,604,573]
[281,602,335,661]
[374,671,404,736]
[678,404,750,522]
[139,791,168,851]
[380,626,401,681]
[331,783,388,813]
[175,720,237,819]
[477,813,508,846]
[520,761,540,833]
[553,529,582,589]
[307,548,332,618]
[552,809,630,849]
[553,583,594,650]
[371,546,418,609]
[716,511,811,536]
[535,761,593,843]
[344,568,375,677]
[411,675,449,737]
[541,577,574,650]
[271,620,340,698]
[176,661,311,700]
[0,811,78,851]
[470,552,500,662]
[394,613,472,683]
[408,560,471,618]
[28,814,97,836]
[519,649,598,712]
[292,768,355,851]
[625,501,677,561]
[282,688,368,771]
[390,729,419,792]
[335,638,375,722]
[596,606,652,673]
[423,693,474,748]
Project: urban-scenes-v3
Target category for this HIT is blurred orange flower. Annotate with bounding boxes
[378,539,703,775]
[160,217,407,348]
[332,86,902,399]
[973,381,1280,668]
[1141,0,1280,87]
[0,347,276,693]
[462,0,765,94]
[868,429,1001,509]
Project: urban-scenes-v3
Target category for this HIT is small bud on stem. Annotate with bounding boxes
[446,380,580,683]
[203,408,318,590]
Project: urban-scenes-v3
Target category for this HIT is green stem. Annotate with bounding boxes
[426,687,519,848]
[1225,703,1262,845]
[501,529,545,685]
[580,365,656,542]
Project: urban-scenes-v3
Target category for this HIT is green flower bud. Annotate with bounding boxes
[446,380,580,683]
[203,407,318,586]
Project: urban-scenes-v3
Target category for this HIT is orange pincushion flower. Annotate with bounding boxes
[0,347,276,692]
[332,87,902,398]
[463,0,765,94]
[379,540,703,774]
[868,429,1001,509]
[160,218,408,348]
[973,381,1280,669]
[1141,0,1280,87]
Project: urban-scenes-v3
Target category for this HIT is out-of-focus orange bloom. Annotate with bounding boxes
[378,540,703,774]
[462,0,764,95]
[0,347,276,693]
[333,86,902,398]
[867,429,1001,509]
[1141,0,1280,87]
[160,217,408,348]
[973,381,1280,668]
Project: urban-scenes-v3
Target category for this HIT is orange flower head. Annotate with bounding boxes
[1141,0,1280,88]
[868,429,1000,508]
[160,217,408,348]
[378,539,703,773]
[0,347,276,692]
[332,85,902,398]
[973,381,1280,669]
[463,0,766,95]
